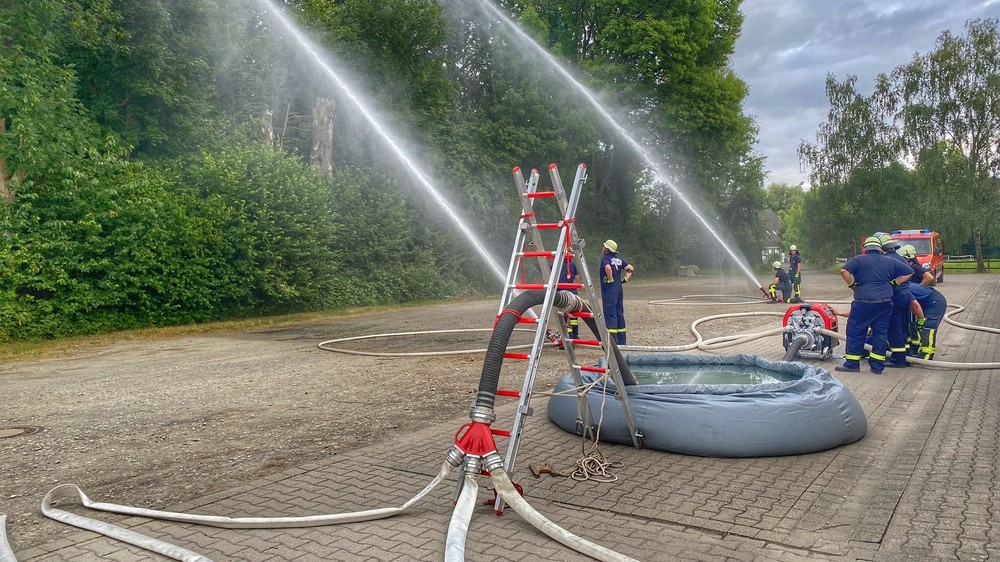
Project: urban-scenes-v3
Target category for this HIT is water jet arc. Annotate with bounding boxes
[257,0,507,282]
[469,0,763,287]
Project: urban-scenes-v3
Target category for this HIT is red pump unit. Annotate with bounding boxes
[782,303,839,360]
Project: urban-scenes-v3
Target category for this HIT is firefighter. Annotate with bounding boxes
[899,244,935,286]
[600,240,634,345]
[878,233,925,368]
[768,261,792,303]
[788,244,802,298]
[901,245,947,360]
[559,252,580,339]
[838,236,913,374]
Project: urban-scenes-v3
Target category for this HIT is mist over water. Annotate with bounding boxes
[459,0,763,288]
[254,0,508,283]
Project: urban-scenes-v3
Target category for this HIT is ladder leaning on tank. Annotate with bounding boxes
[488,163,642,513]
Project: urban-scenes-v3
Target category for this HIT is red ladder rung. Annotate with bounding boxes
[491,428,512,437]
[570,311,593,318]
[571,339,602,347]
[526,191,556,199]
[580,365,607,373]
[503,352,529,360]
[496,389,521,398]
[522,251,556,258]
[556,283,583,290]
[516,317,539,324]
[535,222,561,229]
[514,283,546,290]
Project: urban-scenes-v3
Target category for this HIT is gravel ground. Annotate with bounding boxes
[0,268,849,553]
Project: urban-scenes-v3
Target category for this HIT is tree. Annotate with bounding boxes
[764,182,804,216]
[492,0,765,273]
[799,74,899,188]
[894,18,1000,269]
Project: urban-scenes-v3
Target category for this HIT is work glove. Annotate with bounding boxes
[848,282,860,293]
[604,276,613,284]
[795,274,801,281]
[621,277,628,284]
[890,279,899,286]
[916,317,927,329]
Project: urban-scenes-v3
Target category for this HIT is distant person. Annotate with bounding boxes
[559,253,580,339]
[838,236,913,374]
[768,261,792,303]
[600,239,634,345]
[788,244,803,298]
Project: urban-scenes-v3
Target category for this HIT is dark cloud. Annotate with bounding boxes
[732,0,997,186]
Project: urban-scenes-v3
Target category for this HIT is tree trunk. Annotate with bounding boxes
[259,109,274,147]
[0,117,10,203]
[310,97,335,179]
[975,226,985,272]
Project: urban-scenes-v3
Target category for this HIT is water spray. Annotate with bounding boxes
[256,0,508,283]
[466,0,765,289]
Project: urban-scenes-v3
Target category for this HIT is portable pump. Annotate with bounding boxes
[782,303,839,360]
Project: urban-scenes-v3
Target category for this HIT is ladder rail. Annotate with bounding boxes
[551,165,641,448]
[496,168,541,316]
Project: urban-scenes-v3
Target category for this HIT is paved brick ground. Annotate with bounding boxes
[10,275,999,561]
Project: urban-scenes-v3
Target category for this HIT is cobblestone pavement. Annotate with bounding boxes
[8,274,1000,561]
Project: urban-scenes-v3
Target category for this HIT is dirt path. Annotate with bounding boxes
[0,270,848,553]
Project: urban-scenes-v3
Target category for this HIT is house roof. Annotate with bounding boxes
[759,209,781,246]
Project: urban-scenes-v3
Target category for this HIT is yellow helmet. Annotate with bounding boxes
[603,240,618,252]
[772,261,782,269]
[900,244,917,260]
[863,236,883,250]
[789,244,797,251]
[878,233,899,250]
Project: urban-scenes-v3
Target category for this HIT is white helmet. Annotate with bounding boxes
[789,244,797,251]
[772,261,782,269]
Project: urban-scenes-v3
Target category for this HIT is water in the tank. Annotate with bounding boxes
[630,364,802,385]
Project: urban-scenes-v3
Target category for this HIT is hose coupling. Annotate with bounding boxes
[463,456,482,475]
[553,290,587,313]
[446,446,467,467]
[482,451,505,473]
[468,406,496,424]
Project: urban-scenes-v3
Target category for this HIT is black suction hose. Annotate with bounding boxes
[475,291,635,411]
[782,335,808,362]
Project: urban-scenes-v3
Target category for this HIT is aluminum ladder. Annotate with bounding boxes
[491,163,641,513]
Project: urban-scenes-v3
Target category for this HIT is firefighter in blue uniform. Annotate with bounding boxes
[788,245,803,298]
[838,236,913,374]
[600,240,633,345]
[877,233,924,368]
[559,253,580,339]
[768,261,792,303]
[900,244,946,360]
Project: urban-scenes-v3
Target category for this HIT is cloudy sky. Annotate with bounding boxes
[731,0,998,187]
